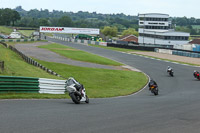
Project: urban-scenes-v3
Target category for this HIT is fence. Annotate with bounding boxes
[155,48,200,58]
[0,42,63,78]
[53,35,108,46]
[107,43,156,51]
[0,38,40,43]
[0,76,66,94]
[0,61,4,71]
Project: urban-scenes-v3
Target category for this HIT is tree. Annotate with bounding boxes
[38,18,49,26]
[122,28,138,37]
[175,26,191,33]
[58,16,74,27]
[49,18,59,26]
[11,10,21,26]
[101,26,118,37]
[1,8,13,25]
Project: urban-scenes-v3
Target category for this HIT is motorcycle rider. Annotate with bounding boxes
[193,70,200,78]
[148,79,157,90]
[167,66,173,73]
[66,77,83,93]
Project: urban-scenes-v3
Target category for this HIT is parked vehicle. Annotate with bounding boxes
[65,77,89,104]
[0,34,11,39]
[9,32,21,39]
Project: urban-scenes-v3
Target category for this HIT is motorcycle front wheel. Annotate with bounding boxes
[70,93,81,104]
[85,95,89,103]
[170,72,174,77]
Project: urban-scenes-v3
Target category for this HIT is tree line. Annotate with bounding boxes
[1,6,200,36]
[0,8,21,26]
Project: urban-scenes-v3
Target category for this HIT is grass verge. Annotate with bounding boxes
[18,30,35,37]
[0,26,13,35]
[38,43,123,66]
[33,59,148,98]
[0,44,62,79]
[6,40,47,46]
[0,93,69,99]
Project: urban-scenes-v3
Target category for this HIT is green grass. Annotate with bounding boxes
[0,26,13,35]
[0,44,62,79]
[0,42,148,99]
[34,59,148,98]
[6,40,47,46]
[38,43,123,66]
[18,30,35,37]
[192,25,200,29]
[45,33,53,37]
[0,93,69,99]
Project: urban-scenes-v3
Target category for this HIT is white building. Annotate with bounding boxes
[138,13,190,46]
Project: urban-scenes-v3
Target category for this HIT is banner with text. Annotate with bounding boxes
[40,26,99,35]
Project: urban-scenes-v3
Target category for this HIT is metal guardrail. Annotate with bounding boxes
[0,76,66,94]
[0,76,39,93]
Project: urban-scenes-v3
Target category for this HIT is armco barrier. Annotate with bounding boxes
[0,76,66,94]
[171,50,200,58]
[53,35,107,46]
[39,78,66,94]
[107,43,155,51]
[0,38,40,42]
[0,76,39,93]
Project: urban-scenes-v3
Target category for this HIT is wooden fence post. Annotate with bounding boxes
[0,61,4,71]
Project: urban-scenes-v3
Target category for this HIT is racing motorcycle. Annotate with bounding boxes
[65,77,89,104]
[193,70,200,80]
[168,69,174,77]
[149,85,159,95]
[167,67,174,77]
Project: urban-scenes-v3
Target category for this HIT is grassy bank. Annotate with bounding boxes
[0,44,62,79]
[18,30,35,37]
[0,93,69,99]
[38,43,122,66]
[0,42,148,99]
[6,40,47,46]
[34,59,148,98]
[0,26,13,35]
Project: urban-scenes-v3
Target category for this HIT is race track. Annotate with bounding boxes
[1,37,200,133]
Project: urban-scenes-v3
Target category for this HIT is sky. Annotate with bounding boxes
[0,0,200,18]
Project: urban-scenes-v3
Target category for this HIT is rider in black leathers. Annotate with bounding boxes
[148,79,157,90]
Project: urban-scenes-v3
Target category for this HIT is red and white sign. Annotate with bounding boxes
[40,26,99,35]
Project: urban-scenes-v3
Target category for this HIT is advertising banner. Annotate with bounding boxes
[40,26,99,35]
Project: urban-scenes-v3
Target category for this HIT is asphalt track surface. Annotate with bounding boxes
[1,37,200,133]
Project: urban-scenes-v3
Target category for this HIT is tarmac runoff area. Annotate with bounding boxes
[14,42,140,71]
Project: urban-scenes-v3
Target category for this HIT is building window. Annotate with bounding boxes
[140,34,188,41]
[140,17,144,20]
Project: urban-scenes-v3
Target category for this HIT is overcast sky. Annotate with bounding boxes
[0,0,199,18]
